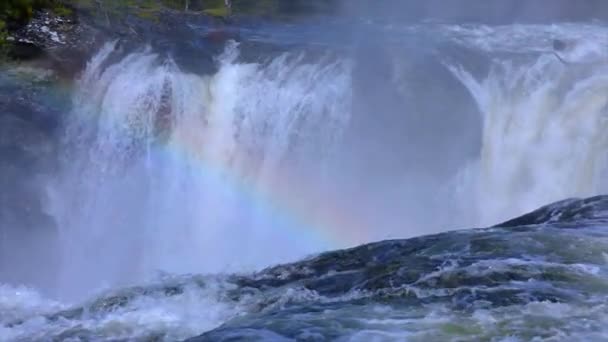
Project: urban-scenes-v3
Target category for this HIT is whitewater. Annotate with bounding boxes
[1,19,608,341]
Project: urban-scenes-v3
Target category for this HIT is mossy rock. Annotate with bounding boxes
[202,7,229,18]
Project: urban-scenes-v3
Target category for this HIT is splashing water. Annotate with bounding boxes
[449,27,608,225]
[45,23,608,298]
[47,41,352,300]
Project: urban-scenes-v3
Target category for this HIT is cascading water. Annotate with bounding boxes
[47,40,352,300]
[39,24,608,298]
[448,24,608,225]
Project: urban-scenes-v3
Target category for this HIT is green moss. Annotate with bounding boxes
[1,1,32,24]
[135,9,161,22]
[0,20,7,47]
[0,1,75,26]
[0,0,76,59]
[51,3,73,17]
[202,7,229,17]
[0,8,13,55]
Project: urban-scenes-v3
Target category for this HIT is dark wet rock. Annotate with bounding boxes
[496,195,608,227]
[186,196,608,341]
[3,196,607,340]
[10,10,75,50]
[6,9,100,76]
[7,41,46,60]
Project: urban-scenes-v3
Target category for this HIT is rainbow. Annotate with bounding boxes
[12,44,371,255]
[161,127,371,252]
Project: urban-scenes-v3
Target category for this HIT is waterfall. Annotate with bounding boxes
[450,37,608,225]
[47,41,352,299]
[42,23,608,299]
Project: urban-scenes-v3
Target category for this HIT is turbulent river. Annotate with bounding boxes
[1,15,608,341]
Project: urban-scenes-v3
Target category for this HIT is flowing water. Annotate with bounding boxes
[1,16,608,341]
[47,40,353,299]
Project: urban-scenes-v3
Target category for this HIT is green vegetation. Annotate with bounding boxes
[202,7,228,17]
[0,0,337,52]
[0,1,72,25]
[0,0,73,50]
[0,20,8,56]
[1,0,335,31]
[69,0,335,21]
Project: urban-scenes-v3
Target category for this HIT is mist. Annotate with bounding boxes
[1,0,607,303]
[2,1,608,340]
[339,0,608,24]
